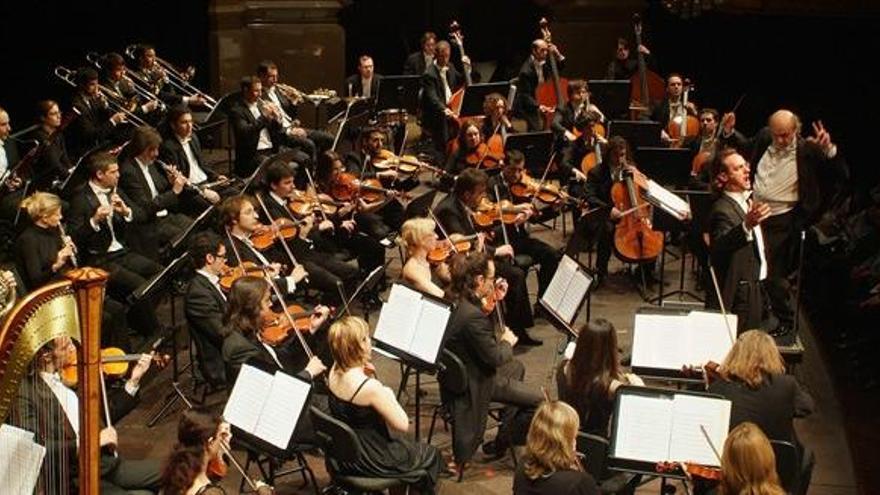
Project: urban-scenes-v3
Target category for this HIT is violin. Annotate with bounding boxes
[656,460,722,481]
[219,261,263,292]
[372,149,421,175]
[472,199,520,228]
[330,172,399,203]
[61,347,169,387]
[465,141,503,170]
[427,236,476,265]
[249,218,299,251]
[207,454,228,481]
[509,175,569,205]
[610,166,664,263]
[260,304,315,346]
[288,190,341,218]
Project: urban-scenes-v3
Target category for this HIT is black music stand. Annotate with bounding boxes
[376,75,421,114]
[607,120,662,148]
[649,189,706,307]
[403,190,437,220]
[459,82,511,117]
[588,80,631,119]
[165,204,216,260]
[335,264,386,323]
[504,131,554,176]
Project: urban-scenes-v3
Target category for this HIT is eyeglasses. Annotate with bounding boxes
[214,252,228,259]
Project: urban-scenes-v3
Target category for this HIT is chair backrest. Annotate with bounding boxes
[438,349,468,396]
[770,439,800,493]
[310,405,365,464]
[576,431,610,481]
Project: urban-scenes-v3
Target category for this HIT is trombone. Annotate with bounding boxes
[54,66,149,128]
[125,44,217,111]
[85,52,167,112]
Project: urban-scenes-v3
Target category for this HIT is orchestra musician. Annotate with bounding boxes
[344,55,381,100]
[257,60,333,162]
[481,92,515,141]
[514,38,566,132]
[718,422,787,495]
[184,231,231,388]
[326,316,444,492]
[555,318,644,437]
[399,217,448,298]
[561,113,607,195]
[551,79,605,148]
[159,105,226,204]
[118,125,194,260]
[67,67,128,159]
[708,148,772,332]
[434,168,539,345]
[10,336,161,494]
[513,401,599,495]
[0,105,23,219]
[67,151,164,344]
[100,52,163,125]
[420,40,465,154]
[445,120,489,180]
[132,44,208,109]
[605,37,654,81]
[342,127,406,236]
[160,410,238,495]
[403,31,437,75]
[31,100,75,192]
[228,76,292,178]
[719,109,848,341]
[651,73,698,144]
[441,251,541,465]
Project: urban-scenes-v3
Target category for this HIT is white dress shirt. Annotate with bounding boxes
[0,138,8,179]
[247,103,274,151]
[135,157,168,217]
[724,190,767,280]
[177,135,209,185]
[88,181,132,253]
[196,268,226,301]
[754,142,799,216]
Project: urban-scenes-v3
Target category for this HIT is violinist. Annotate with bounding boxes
[119,125,194,261]
[403,31,436,75]
[100,52,164,126]
[11,336,161,494]
[434,168,539,346]
[717,422,786,495]
[184,231,232,387]
[420,40,465,154]
[342,127,406,235]
[490,150,560,303]
[160,410,241,495]
[67,67,129,159]
[551,80,606,147]
[514,38,566,132]
[651,74,698,144]
[159,105,227,205]
[701,330,815,495]
[263,160,359,304]
[708,149,771,331]
[218,195,308,296]
[513,401,599,495]
[31,100,75,192]
[441,252,541,465]
[399,217,449,298]
[445,120,491,179]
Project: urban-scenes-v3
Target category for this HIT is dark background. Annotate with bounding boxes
[1,0,877,191]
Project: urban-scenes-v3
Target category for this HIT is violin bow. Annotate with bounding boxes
[254,192,309,284]
[699,424,723,465]
[708,263,736,345]
[530,150,557,211]
[302,166,333,225]
[428,209,460,255]
[493,184,512,249]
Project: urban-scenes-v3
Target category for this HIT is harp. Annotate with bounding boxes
[0,267,108,494]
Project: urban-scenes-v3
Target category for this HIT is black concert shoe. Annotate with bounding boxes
[515,331,543,347]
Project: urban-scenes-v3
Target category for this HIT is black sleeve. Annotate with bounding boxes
[584,166,610,208]
[709,203,749,259]
[16,232,56,289]
[185,288,225,347]
[421,72,447,115]
[108,385,139,423]
[461,310,512,369]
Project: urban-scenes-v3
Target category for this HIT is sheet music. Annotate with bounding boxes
[632,311,736,371]
[540,255,591,323]
[409,297,451,363]
[0,424,46,494]
[669,394,731,466]
[687,311,737,363]
[253,371,311,450]
[646,180,691,220]
[374,284,422,352]
[223,364,274,434]
[613,394,674,462]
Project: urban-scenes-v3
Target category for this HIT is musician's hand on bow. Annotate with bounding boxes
[254,481,275,495]
[100,426,118,449]
[310,305,331,332]
[341,219,356,233]
[500,326,518,347]
[444,108,456,118]
[305,356,327,378]
[610,206,623,220]
[721,112,736,135]
[267,262,282,277]
[494,244,515,258]
[216,422,232,450]
[290,264,308,284]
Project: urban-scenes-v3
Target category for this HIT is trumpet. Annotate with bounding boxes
[275,83,305,105]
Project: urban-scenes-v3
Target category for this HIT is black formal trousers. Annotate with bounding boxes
[491,358,542,450]
[94,250,163,339]
[761,210,797,328]
[511,234,560,298]
[495,257,534,332]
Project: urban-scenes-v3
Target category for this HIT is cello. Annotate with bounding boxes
[610,164,664,264]
[667,78,699,147]
[535,18,568,131]
[629,14,665,119]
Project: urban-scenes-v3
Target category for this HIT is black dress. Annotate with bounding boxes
[513,467,599,495]
[555,361,614,437]
[328,378,443,493]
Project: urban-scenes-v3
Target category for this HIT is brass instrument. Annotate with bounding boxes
[53,66,149,127]
[0,272,16,321]
[86,51,167,112]
[125,44,217,110]
[275,83,305,105]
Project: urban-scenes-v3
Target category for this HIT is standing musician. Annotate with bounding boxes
[119,125,194,261]
[263,160,360,304]
[551,79,606,148]
[651,73,698,144]
[605,37,654,81]
[185,231,231,388]
[344,55,381,100]
[10,336,161,494]
[514,38,566,132]
[67,152,164,344]
[420,40,465,154]
[490,150,561,304]
[66,67,129,159]
[399,217,449,298]
[403,31,437,75]
[30,100,75,192]
[441,251,542,465]
[433,168,539,345]
[218,195,308,296]
[159,105,226,204]
[708,148,772,332]
[720,109,847,340]
[257,60,334,162]
[342,127,406,236]
[100,52,164,125]
[132,44,209,109]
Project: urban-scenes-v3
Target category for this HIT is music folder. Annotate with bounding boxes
[223,364,312,451]
[539,255,594,338]
[631,307,736,379]
[609,386,731,476]
[372,283,454,369]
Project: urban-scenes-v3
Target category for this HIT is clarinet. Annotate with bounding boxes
[58,223,78,268]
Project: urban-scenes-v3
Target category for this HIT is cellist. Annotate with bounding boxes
[551,79,606,148]
[514,38,566,132]
[651,74,699,144]
[480,93,515,143]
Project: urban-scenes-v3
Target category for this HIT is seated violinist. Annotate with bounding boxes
[444,120,501,188]
[218,195,308,296]
[341,127,405,237]
[489,150,560,303]
[399,217,449,298]
[551,79,606,148]
[718,422,787,495]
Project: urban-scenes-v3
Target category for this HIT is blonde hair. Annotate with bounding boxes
[719,422,785,495]
[522,401,581,480]
[20,192,62,222]
[723,330,785,388]
[398,217,435,255]
[328,316,371,371]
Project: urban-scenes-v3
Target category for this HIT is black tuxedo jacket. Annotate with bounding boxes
[433,193,477,237]
[404,51,430,75]
[420,64,463,120]
[262,86,299,121]
[222,235,292,294]
[1,136,20,172]
[185,272,228,385]
[228,97,283,174]
[159,134,217,182]
[67,93,119,158]
[344,73,382,99]
[221,328,313,383]
[118,157,180,218]
[709,193,763,310]
[67,183,144,259]
[514,57,564,118]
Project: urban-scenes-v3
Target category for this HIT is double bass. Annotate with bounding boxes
[611,165,663,263]
[535,18,568,131]
[446,20,473,144]
[629,14,664,119]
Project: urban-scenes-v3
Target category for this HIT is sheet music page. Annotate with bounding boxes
[0,424,46,494]
[374,284,422,352]
[540,255,577,313]
[223,364,274,434]
[558,268,592,323]
[253,371,312,450]
[686,311,737,365]
[646,180,691,220]
[631,313,688,370]
[408,297,451,363]
[669,394,731,466]
[613,393,674,462]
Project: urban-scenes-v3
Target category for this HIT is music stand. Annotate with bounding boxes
[166,204,216,259]
[650,188,708,307]
[608,120,662,148]
[459,82,511,117]
[588,80,631,119]
[538,255,595,340]
[376,75,421,113]
[634,147,693,188]
[504,131,554,176]
[335,264,385,321]
[403,190,437,220]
